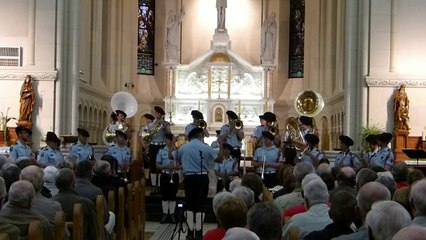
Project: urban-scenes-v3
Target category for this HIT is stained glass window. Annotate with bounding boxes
[289,0,305,78]
[137,0,155,75]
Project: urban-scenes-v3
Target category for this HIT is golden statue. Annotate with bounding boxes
[18,75,35,124]
[394,84,409,131]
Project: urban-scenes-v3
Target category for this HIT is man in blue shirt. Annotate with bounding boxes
[37,132,63,167]
[215,143,239,192]
[219,110,244,161]
[252,114,267,150]
[253,131,283,188]
[334,135,360,170]
[365,134,380,168]
[184,110,209,139]
[9,126,32,161]
[177,127,218,239]
[376,132,395,171]
[106,130,131,176]
[298,134,324,168]
[210,130,221,149]
[69,128,94,163]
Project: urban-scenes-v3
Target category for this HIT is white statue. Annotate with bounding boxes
[216,0,227,31]
[165,9,185,63]
[261,12,277,64]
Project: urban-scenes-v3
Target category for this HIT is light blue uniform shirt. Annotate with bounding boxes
[375,146,395,168]
[219,124,243,148]
[177,139,217,174]
[365,149,380,167]
[299,147,324,166]
[37,146,63,166]
[214,157,238,175]
[156,145,177,167]
[253,145,283,173]
[253,125,268,139]
[106,144,131,167]
[334,151,360,169]
[9,140,32,160]
[69,141,93,162]
[149,120,170,144]
[184,123,196,137]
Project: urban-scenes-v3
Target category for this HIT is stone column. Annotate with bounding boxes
[262,65,276,112]
[27,0,36,66]
[69,0,81,134]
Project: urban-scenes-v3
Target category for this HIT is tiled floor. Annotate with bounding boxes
[146,221,217,240]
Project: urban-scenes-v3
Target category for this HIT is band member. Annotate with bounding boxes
[106,130,131,176]
[156,133,180,224]
[184,110,210,139]
[365,134,380,167]
[108,110,128,133]
[110,111,118,123]
[69,128,94,162]
[334,135,360,170]
[210,130,221,149]
[376,132,395,171]
[177,127,217,239]
[215,143,239,192]
[253,131,283,188]
[147,106,171,194]
[252,114,267,150]
[37,132,63,167]
[140,113,155,177]
[9,126,32,161]
[299,115,316,136]
[219,110,244,160]
[298,134,324,167]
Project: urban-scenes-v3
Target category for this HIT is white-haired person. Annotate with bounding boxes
[223,227,260,240]
[203,192,235,240]
[392,225,426,240]
[248,202,282,240]
[410,179,426,227]
[232,186,255,209]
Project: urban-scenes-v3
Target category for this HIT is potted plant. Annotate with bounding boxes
[0,108,16,146]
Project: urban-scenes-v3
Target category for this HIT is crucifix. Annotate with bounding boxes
[216,0,227,31]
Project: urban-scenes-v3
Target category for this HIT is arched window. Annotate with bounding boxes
[137,0,155,75]
[289,0,305,78]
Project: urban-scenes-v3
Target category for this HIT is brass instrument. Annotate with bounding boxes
[298,146,311,159]
[169,160,175,184]
[269,121,279,135]
[260,155,266,180]
[234,119,244,130]
[294,90,324,117]
[285,117,305,150]
[197,119,207,129]
[142,118,164,142]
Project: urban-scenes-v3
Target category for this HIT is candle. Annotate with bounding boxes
[243,139,247,175]
[422,131,425,141]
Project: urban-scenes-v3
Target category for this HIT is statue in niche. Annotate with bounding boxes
[215,107,223,122]
[216,0,227,31]
[18,75,35,124]
[394,84,410,131]
[165,8,185,63]
[261,12,277,64]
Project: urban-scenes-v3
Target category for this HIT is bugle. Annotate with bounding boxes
[260,155,266,180]
[197,119,207,129]
[234,119,244,130]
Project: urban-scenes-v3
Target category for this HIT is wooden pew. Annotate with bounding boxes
[66,203,84,240]
[0,233,10,240]
[127,182,137,240]
[28,220,42,240]
[138,179,146,239]
[96,195,105,240]
[117,187,126,240]
[55,211,66,240]
[108,190,115,212]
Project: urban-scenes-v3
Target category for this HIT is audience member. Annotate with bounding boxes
[241,173,264,203]
[317,163,332,175]
[329,167,356,200]
[392,225,426,240]
[43,166,59,196]
[232,186,255,209]
[333,182,391,240]
[91,160,115,197]
[248,202,282,240]
[0,180,52,239]
[1,164,20,192]
[223,227,260,240]
[217,197,247,231]
[0,176,19,240]
[355,168,377,191]
[410,179,426,227]
[274,162,315,212]
[273,165,295,198]
[305,190,357,240]
[52,168,99,239]
[319,172,335,191]
[392,162,409,189]
[283,178,331,239]
[366,200,411,240]
[229,178,241,192]
[376,175,397,198]
[203,192,235,240]
[393,168,425,217]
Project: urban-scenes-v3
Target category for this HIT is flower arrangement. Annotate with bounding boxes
[0,107,16,145]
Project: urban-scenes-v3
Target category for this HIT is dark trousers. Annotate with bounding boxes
[216,179,231,193]
[183,175,209,212]
[160,173,179,201]
[231,148,241,161]
[148,144,165,172]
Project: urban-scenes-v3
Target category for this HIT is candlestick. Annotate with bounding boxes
[243,138,247,175]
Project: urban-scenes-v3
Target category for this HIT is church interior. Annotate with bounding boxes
[1,0,426,239]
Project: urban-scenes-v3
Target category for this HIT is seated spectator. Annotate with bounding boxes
[273,165,295,198]
[223,227,260,240]
[376,175,397,198]
[229,178,241,192]
[43,166,59,196]
[329,167,356,200]
[393,169,425,217]
[274,162,315,212]
[52,168,99,239]
[217,198,247,231]
[366,201,411,240]
[410,179,426,227]
[282,179,331,240]
[317,163,332,175]
[203,192,235,240]
[248,202,282,240]
[91,160,115,197]
[333,182,391,240]
[319,172,335,191]
[305,190,357,240]
[16,157,37,170]
[0,180,52,240]
[1,164,21,192]
[0,176,19,240]
[100,155,119,176]
[241,173,264,203]
[355,168,377,191]
[392,162,409,189]
[371,165,386,173]
[74,160,115,234]
[232,186,255,209]
[392,225,426,240]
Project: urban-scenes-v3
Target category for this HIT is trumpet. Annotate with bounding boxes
[269,121,279,135]
[197,119,207,129]
[234,119,244,130]
[169,160,175,184]
[298,146,310,159]
[260,155,266,180]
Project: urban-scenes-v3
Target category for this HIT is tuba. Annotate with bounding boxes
[269,121,279,135]
[285,117,305,150]
[294,90,324,117]
[141,118,164,143]
[102,92,138,145]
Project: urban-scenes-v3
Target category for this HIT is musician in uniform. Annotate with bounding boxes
[177,127,217,239]
[253,131,283,188]
[334,135,360,170]
[106,130,131,176]
[147,106,171,194]
[140,113,155,177]
[156,133,180,224]
[252,114,267,150]
[108,110,128,133]
[299,115,316,137]
[69,128,94,163]
[37,132,63,167]
[219,110,244,161]
[215,143,239,192]
[298,133,324,168]
[210,130,221,149]
[184,110,209,139]
[365,134,380,168]
[376,132,395,171]
[9,126,32,161]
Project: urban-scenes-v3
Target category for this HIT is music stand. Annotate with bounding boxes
[402,149,426,166]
